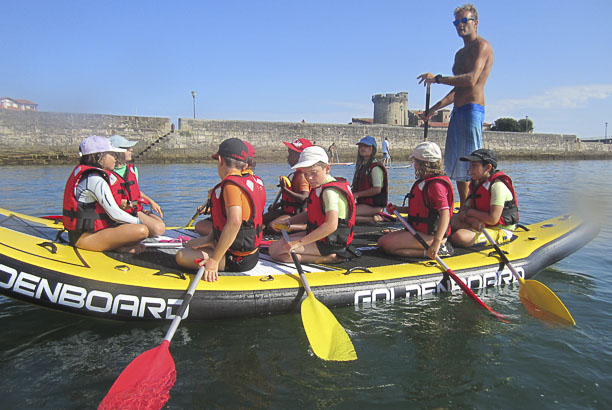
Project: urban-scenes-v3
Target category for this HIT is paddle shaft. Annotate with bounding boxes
[424,84,431,141]
[480,229,523,281]
[393,211,507,320]
[269,190,283,212]
[164,264,205,342]
[186,198,210,228]
[281,230,312,292]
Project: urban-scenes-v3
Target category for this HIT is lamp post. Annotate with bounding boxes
[605,122,608,141]
[191,90,197,119]
[525,116,529,133]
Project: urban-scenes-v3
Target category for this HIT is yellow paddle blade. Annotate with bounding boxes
[519,280,576,326]
[281,175,292,189]
[301,292,357,361]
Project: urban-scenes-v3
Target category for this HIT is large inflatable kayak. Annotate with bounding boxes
[0,207,598,322]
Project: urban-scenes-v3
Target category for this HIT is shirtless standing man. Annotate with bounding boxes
[417,3,493,207]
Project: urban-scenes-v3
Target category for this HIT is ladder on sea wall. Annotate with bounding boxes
[134,131,173,160]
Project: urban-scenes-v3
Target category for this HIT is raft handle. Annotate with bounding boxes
[37,241,57,254]
[488,250,509,257]
[343,267,373,275]
[153,271,187,280]
[260,275,274,282]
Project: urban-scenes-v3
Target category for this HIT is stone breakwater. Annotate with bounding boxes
[1,110,610,165]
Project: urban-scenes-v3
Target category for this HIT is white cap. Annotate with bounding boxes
[79,135,126,156]
[291,146,329,169]
[409,141,442,161]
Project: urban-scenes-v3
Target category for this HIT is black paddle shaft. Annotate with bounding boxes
[424,84,431,141]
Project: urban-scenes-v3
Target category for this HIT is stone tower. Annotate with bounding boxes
[372,92,409,126]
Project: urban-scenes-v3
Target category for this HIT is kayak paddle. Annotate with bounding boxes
[481,228,575,325]
[268,175,291,212]
[394,211,507,322]
[185,198,210,228]
[424,83,431,141]
[99,260,206,409]
[281,230,357,361]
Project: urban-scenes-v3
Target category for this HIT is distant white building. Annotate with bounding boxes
[0,97,38,111]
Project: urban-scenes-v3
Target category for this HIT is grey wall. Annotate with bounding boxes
[1,110,610,164]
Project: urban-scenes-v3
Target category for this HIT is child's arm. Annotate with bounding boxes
[428,209,450,259]
[205,205,242,281]
[465,205,503,227]
[139,191,163,217]
[288,210,338,250]
[353,186,382,200]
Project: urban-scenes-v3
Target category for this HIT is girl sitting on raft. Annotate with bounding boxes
[62,135,160,253]
[351,136,389,224]
[109,135,165,237]
[269,146,356,264]
[378,142,454,259]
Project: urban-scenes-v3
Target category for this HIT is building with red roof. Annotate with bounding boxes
[0,97,38,111]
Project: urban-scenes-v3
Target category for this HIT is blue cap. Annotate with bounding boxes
[109,135,138,149]
[357,135,377,148]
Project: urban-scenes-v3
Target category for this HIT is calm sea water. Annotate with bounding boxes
[1,160,611,409]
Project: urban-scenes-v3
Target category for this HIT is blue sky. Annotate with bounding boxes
[3,0,611,138]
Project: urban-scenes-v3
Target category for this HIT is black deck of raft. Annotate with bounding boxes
[0,212,514,277]
[104,220,510,275]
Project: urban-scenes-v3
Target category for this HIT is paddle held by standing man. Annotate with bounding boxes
[417,3,494,207]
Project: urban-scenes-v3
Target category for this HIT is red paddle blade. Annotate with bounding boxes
[445,270,509,323]
[99,340,176,410]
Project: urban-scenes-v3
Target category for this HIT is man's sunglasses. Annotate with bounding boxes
[453,17,476,26]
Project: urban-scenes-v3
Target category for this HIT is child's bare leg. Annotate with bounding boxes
[194,219,213,236]
[138,212,166,237]
[75,224,149,253]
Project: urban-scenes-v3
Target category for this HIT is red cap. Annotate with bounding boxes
[283,138,313,153]
[244,141,255,158]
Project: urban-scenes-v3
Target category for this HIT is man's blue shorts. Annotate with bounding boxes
[444,104,484,181]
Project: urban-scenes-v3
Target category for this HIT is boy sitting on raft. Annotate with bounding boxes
[264,138,312,233]
[269,146,356,264]
[176,138,266,281]
[450,149,519,247]
[193,139,260,237]
[378,142,454,259]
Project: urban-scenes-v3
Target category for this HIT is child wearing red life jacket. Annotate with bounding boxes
[450,149,519,247]
[378,142,454,259]
[108,135,166,237]
[263,138,312,233]
[269,146,356,264]
[176,138,266,282]
[351,136,389,224]
[193,140,263,237]
[62,135,160,253]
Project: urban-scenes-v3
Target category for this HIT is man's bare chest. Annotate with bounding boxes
[452,48,476,75]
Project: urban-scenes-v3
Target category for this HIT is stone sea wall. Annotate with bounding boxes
[0,110,610,165]
[0,110,171,164]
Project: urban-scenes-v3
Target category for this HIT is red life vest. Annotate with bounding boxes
[62,165,114,233]
[211,173,266,255]
[468,171,519,226]
[406,175,454,236]
[306,178,356,247]
[352,161,388,207]
[110,164,142,215]
[280,171,309,215]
